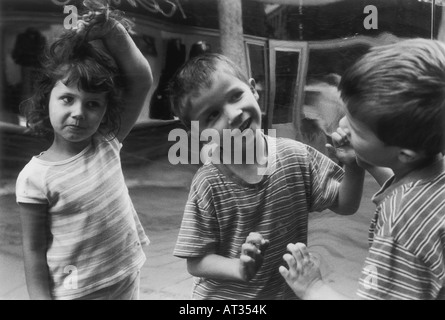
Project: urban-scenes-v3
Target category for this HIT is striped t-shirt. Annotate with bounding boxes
[357,157,445,300]
[16,135,149,299]
[174,136,344,299]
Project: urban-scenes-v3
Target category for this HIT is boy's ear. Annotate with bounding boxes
[249,78,259,101]
[398,149,423,164]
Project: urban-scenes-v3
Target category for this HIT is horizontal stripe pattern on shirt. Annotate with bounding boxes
[174,136,343,299]
[16,136,149,299]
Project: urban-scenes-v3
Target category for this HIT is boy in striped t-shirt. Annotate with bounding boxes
[168,53,366,299]
[280,39,445,300]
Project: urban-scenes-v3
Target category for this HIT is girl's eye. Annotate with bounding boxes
[60,96,73,104]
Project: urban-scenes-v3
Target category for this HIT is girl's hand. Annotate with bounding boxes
[76,10,120,41]
[239,232,270,282]
[279,243,322,299]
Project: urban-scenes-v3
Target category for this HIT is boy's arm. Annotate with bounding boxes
[18,203,52,300]
[187,233,269,282]
[326,132,365,215]
[187,254,247,282]
[332,163,365,215]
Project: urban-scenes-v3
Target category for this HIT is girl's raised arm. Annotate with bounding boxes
[78,12,154,142]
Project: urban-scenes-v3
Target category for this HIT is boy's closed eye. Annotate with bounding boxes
[206,110,220,124]
[229,90,244,103]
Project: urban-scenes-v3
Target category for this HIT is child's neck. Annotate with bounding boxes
[41,137,93,162]
[221,134,269,184]
[392,153,443,184]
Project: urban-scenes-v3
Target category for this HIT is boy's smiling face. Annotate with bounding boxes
[186,69,262,147]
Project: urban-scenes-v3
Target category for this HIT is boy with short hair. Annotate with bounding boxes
[280,38,445,300]
[169,53,366,299]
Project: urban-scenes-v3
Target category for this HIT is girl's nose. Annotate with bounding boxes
[71,102,85,120]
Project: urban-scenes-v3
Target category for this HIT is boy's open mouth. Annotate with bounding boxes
[238,118,252,132]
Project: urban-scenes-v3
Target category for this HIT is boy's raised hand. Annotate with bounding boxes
[279,243,322,299]
[239,232,270,282]
[326,117,357,167]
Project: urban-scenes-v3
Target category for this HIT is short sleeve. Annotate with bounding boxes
[357,235,443,300]
[306,145,344,212]
[95,134,122,152]
[173,177,219,258]
[15,161,47,204]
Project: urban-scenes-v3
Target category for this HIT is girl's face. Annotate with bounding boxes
[48,80,107,148]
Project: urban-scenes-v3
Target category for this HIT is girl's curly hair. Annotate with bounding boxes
[20,4,134,140]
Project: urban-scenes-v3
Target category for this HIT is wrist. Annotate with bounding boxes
[344,161,365,173]
[302,279,327,300]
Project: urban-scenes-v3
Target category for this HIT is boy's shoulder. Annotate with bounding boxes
[268,135,309,155]
[377,167,445,238]
[270,135,331,164]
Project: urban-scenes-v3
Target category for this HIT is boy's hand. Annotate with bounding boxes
[326,117,359,167]
[279,243,322,299]
[326,129,357,167]
[239,232,270,282]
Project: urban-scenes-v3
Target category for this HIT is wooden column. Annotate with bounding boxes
[217,0,247,74]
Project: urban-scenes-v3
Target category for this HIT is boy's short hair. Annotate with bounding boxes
[339,38,445,156]
[168,53,249,128]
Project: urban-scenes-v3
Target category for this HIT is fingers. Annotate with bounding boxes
[281,243,312,275]
[246,232,269,253]
[241,242,261,258]
[330,116,351,149]
[331,129,349,148]
[76,10,110,35]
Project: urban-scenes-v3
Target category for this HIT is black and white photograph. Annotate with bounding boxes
[1,0,444,306]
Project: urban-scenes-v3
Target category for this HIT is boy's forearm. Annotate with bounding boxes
[334,164,365,215]
[187,254,245,282]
